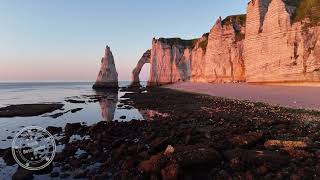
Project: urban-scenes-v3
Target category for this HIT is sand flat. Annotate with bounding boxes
[165,82,320,110]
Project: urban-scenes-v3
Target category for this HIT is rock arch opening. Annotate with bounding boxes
[139,63,150,86]
[130,50,151,87]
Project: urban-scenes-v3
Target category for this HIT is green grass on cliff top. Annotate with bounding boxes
[158,33,209,49]
[285,0,320,25]
[158,38,198,48]
[221,14,247,26]
[157,14,247,50]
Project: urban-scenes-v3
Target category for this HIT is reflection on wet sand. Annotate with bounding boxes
[96,90,118,121]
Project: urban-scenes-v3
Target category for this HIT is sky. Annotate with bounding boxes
[0,0,246,82]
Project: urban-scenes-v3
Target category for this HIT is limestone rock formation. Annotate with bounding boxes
[244,0,320,83]
[190,33,209,82]
[148,38,195,86]
[131,0,320,86]
[204,15,246,83]
[93,46,119,89]
[130,50,151,87]
[140,15,246,85]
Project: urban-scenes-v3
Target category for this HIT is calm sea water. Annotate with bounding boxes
[0,81,146,149]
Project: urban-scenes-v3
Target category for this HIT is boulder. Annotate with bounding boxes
[12,168,33,180]
[264,140,308,150]
[228,132,264,147]
[46,126,63,135]
[174,145,222,168]
[161,163,179,180]
[138,153,163,173]
[224,149,289,170]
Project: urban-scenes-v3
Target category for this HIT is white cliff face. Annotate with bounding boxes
[136,15,246,85]
[204,16,246,83]
[148,38,193,86]
[190,34,208,82]
[93,46,118,89]
[130,50,151,87]
[131,0,320,86]
[244,0,320,83]
[145,15,246,85]
[245,0,271,37]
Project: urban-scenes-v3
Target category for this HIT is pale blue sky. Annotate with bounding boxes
[0,0,246,82]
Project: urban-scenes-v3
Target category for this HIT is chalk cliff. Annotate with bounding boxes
[148,38,196,86]
[190,33,209,82]
[131,0,320,86]
[93,46,119,89]
[135,15,246,86]
[204,15,246,83]
[244,0,320,83]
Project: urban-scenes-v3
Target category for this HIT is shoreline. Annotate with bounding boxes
[1,87,320,179]
[165,82,320,111]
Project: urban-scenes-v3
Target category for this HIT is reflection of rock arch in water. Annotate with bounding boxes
[96,90,118,121]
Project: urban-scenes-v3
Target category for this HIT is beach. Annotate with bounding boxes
[2,85,320,179]
[166,82,320,110]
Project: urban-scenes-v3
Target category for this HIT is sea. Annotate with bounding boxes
[0,81,146,149]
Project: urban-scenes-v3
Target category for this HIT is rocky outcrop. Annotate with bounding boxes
[132,37,204,86]
[144,15,246,85]
[148,38,195,86]
[93,46,118,89]
[204,15,246,83]
[131,0,320,86]
[130,50,151,87]
[244,0,320,83]
[190,33,209,82]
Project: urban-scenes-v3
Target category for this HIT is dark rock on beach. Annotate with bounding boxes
[10,87,320,179]
[65,99,86,104]
[64,123,86,137]
[3,148,15,166]
[70,108,83,113]
[44,108,83,119]
[50,172,59,177]
[12,168,33,180]
[46,126,63,135]
[0,103,64,118]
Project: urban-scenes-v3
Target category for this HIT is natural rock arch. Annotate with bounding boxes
[130,50,151,87]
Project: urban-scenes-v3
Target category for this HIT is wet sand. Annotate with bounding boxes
[166,82,320,110]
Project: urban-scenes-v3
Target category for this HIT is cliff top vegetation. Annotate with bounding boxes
[157,32,209,50]
[285,0,320,25]
[222,14,247,27]
[157,38,198,48]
